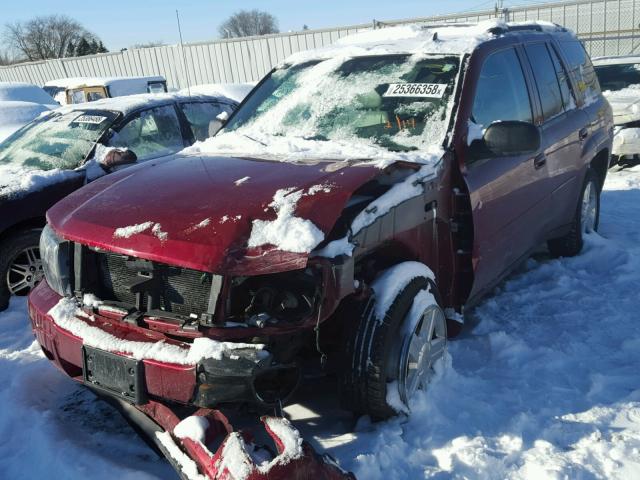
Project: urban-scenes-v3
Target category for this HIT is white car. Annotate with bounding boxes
[0,82,59,142]
[593,55,640,164]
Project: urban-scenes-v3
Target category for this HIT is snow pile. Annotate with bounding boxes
[370,261,435,322]
[0,165,81,199]
[602,83,640,100]
[113,221,167,242]
[248,187,325,253]
[47,297,266,365]
[316,164,437,257]
[174,416,210,444]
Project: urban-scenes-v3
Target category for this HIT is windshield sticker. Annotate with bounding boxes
[383,83,447,98]
[74,114,108,125]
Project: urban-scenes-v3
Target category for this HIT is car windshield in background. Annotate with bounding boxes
[225,54,461,152]
[594,63,640,91]
[0,110,117,171]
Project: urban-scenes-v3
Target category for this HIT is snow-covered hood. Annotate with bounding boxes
[603,87,640,125]
[47,154,386,275]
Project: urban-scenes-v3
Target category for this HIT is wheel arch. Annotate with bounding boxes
[589,148,609,192]
[0,217,46,245]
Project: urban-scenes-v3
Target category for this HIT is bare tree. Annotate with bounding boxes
[4,15,105,62]
[219,10,279,39]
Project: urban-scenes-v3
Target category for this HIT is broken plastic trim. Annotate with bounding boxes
[98,393,354,480]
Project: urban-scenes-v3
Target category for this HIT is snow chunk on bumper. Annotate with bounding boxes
[248,187,324,253]
[48,297,266,365]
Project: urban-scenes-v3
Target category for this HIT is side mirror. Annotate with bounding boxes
[484,120,540,156]
[469,121,540,160]
[208,111,230,137]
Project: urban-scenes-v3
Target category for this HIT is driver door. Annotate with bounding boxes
[463,47,549,301]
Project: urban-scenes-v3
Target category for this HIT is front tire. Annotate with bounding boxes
[547,169,600,258]
[0,229,44,312]
[339,269,447,419]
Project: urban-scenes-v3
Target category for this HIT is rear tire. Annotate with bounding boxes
[0,229,43,312]
[547,169,599,258]
[339,270,446,419]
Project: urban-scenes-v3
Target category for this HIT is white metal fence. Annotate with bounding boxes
[1,0,640,89]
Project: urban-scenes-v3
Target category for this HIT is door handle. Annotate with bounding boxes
[579,128,589,141]
[534,153,546,169]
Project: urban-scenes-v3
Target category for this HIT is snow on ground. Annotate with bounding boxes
[1,166,640,479]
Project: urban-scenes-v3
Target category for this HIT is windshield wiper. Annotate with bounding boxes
[241,133,267,146]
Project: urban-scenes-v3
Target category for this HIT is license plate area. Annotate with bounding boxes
[82,346,145,404]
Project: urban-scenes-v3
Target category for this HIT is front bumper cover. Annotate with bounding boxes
[105,396,353,480]
[28,280,296,408]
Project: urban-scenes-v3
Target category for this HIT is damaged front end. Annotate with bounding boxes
[104,395,353,480]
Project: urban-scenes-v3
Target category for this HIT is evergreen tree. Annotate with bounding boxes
[75,37,90,56]
[66,40,75,57]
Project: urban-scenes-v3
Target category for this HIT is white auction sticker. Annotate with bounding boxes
[74,114,107,124]
[383,83,447,98]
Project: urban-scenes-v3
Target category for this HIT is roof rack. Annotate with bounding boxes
[487,22,567,35]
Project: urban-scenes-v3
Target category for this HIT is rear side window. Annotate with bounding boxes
[548,45,574,109]
[558,40,601,103]
[524,43,563,120]
[180,102,234,141]
[472,48,533,127]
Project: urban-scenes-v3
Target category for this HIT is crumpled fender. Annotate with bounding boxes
[136,399,354,480]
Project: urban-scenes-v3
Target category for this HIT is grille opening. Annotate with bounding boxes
[91,250,217,319]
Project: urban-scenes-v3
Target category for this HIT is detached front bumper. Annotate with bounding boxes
[612,127,640,157]
[28,280,297,407]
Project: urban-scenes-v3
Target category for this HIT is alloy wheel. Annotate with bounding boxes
[6,247,44,295]
[398,303,447,405]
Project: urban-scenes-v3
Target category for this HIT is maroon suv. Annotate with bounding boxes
[28,22,612,479]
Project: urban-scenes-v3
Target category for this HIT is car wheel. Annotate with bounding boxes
[548,169,600,258]
[339,273,447,419]
[0,229,44,311]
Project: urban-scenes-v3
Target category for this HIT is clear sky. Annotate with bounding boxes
[1,0,542,51]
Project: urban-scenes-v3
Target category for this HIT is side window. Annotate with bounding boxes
[558,40,601,103]
[472,48,533,128]
[548,45,574,109]
[180,102,234,142]
[524,43,564,120]
[148,81,167,94]
[109,105,184,161]
[70,89,86,104]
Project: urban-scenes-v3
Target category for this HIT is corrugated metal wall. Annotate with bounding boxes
[1,0,639,89]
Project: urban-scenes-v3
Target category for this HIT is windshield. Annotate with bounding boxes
[224,54,460,153]
[594,63,640,92]
[0,110,117,171]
